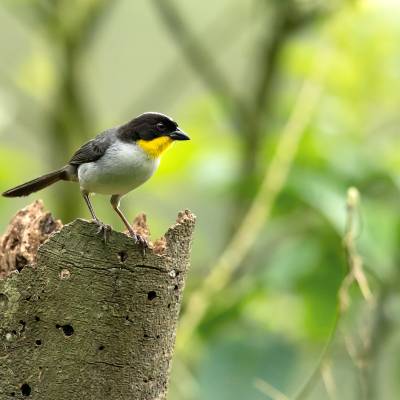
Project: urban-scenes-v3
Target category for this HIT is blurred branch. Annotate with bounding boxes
[354,203,400,400]
[151,0,248,125]
[251,19,285,122]
[127,3,246,115]
[293,311,339,400]
[249,0,341,121]
[72,0,115,53]
[177,59,325,352]
[340,187,374,311]
[0,0,52,29]
[343,329,364,397]
[358,289,391,400]
[255,377,290,400]
[48,1,115,221]
[3,0,113,52]
[293,187,374,400]
[234,5,292,219]
[321,362,337,400]
[151,0,341,226]
[0,0,116,221]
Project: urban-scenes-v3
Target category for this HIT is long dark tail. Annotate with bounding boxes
[2,167,69,197]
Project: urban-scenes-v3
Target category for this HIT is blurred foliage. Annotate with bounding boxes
[1,0,400,399]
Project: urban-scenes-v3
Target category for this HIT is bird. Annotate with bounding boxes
[2,112,190,245]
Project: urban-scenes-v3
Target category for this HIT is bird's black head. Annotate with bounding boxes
[118,112,190,142]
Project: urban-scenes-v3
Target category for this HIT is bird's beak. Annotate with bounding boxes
[169,128,190,141]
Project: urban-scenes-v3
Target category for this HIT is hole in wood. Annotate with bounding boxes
[147,291,157,301]
[56,324,74,336]
[98,345,105,351]
[20,383,31,396]
[118,251,128,262]
[62,325,74,336]
[15,255,28,272]
[34,316,40,322]
[35,339,42,346]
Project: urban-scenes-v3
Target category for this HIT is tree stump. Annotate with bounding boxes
[0,202,195,400]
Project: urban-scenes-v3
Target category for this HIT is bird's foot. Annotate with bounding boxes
[93,220,112,243]
[128,231,149,255]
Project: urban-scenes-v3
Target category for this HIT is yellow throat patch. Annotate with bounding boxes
[137,137,173,158]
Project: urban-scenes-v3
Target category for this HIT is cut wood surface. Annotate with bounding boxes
[0,202,195,400]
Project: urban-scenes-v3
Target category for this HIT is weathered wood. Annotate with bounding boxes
[0,201,62,279]
[0,203,195,400]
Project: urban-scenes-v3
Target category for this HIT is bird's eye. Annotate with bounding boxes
[156,122,166,132]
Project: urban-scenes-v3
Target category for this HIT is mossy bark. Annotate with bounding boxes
[0,204,195,400]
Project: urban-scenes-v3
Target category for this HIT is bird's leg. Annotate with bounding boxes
[110,195,149,249]
[81,190,111,242]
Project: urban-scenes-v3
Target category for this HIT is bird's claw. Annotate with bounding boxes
[129,231,149,255]
[94,220,112,243]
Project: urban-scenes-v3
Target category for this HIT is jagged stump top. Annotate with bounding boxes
[0,202,196,400]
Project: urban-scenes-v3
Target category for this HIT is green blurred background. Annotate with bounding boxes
[1,0,400,399]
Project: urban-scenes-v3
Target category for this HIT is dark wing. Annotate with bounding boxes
[69,129,115,166]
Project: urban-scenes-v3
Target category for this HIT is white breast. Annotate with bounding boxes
[78,140,159,195]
